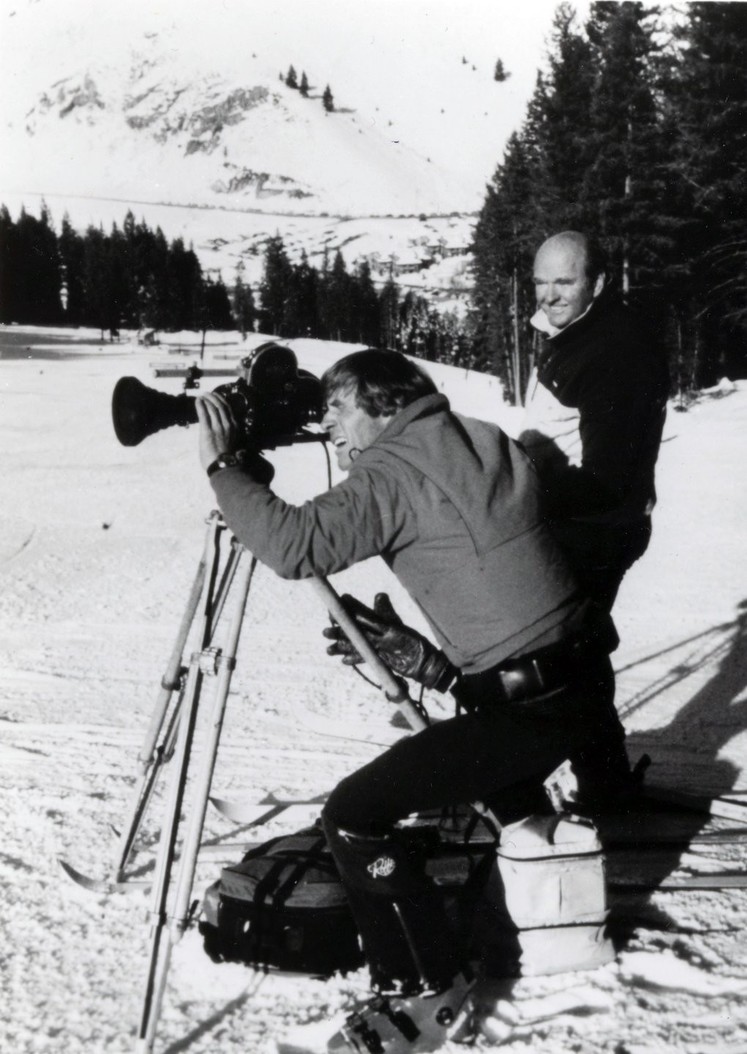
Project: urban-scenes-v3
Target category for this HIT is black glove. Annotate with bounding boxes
[322,593,456,692]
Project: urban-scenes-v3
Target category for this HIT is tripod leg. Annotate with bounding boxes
[134,515,223,1052]
[135,541,256,1053]
[111,518,213,878]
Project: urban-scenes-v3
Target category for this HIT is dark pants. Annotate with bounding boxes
[322,654,623,993]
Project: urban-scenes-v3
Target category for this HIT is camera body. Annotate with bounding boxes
[214,343,323,448]
[112,342,324,449]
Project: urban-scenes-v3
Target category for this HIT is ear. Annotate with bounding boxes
[592,273,605,298]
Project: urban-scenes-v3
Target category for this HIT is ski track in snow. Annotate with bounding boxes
[1,330,747,1053]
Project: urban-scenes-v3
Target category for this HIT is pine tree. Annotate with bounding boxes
[531,4,598,231]
[318,250,350,340]
[378,278,400,350]
[168,238,204,330]
[58,215,86,325]
[232,265,256,336]
[668,1,747,382]
[285,65,298,89]
[322,85,335,113]
[351,259,380,345]
[0,205,16,323]
[299,71,310,98]
[203,275,233,330]
[283,251,319,337]
[9,204,62,324]
[259,235,293,335]
[493,59,510,82]
[469,130,543,400]
[582,2,665,299]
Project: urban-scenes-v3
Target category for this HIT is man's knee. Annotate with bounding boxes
[321,808,433,898]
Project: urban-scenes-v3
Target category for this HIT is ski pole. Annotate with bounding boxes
[310,577,428,731]
[310,576,502,831]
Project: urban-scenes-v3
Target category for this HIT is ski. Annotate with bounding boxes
[611,870,747,892]
[294,703,406,746]
[209,791,327,824]
[641,784,747,824]
[604,826,747,850]
[59,859,152,894]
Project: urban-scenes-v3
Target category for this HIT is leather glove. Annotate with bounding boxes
[322,592,456,692]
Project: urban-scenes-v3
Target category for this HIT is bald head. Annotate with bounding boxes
[533,232,607,331]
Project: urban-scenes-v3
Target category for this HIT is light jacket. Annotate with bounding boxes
[212,394,586,675]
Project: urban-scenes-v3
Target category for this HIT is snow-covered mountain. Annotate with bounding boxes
[1,0,567,217]
[18,47,470,215]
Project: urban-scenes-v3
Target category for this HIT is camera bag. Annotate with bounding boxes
[199,824,365,977]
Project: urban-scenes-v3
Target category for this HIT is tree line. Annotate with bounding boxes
[0,206,469,362]
[257,235,469,363]
[0,205,234,336]
[469,1,747,401]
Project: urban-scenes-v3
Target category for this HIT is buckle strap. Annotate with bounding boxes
[346,996,421,1053]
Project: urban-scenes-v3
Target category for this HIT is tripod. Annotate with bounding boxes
[95,510,432,1053]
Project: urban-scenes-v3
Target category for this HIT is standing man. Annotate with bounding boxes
[522,230,669,610]
[197,350,621,1054]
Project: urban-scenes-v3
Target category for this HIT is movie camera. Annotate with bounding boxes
[111,341,325,449]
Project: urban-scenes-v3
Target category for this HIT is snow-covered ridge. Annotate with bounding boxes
[11,28,474,216]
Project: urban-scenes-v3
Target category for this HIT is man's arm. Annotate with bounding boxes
[196,393,415,580]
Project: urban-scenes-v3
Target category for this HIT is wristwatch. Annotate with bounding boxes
[206,451,244,478]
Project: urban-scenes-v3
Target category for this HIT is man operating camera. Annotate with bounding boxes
[196,348,623,1054]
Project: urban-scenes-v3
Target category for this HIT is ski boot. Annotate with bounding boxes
[275,972,474,1054]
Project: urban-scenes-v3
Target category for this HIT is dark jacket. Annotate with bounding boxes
[520,289,669,537]
[212,394,587,675]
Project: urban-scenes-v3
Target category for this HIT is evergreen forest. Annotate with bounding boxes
[1,2,744,400]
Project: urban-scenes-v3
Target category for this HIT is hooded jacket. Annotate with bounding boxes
[212,393,586,675]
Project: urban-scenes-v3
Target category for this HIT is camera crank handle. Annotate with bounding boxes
[310,577,427,732]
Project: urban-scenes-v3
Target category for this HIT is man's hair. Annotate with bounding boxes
[322,349,438,417]
[541,231,608,283]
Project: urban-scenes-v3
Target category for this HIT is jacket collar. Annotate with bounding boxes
[372,393,449,444]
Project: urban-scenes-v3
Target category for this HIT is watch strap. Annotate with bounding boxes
[206,451,244,478]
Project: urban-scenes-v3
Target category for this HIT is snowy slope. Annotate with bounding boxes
[1,327,746,1053]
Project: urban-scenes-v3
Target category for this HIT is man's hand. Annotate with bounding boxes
[196,392,237,471]
[323,593,456,692]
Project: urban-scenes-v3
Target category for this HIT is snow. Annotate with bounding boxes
[2,325,747,1054]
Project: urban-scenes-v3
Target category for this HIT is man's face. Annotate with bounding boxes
[533,240,604,331]
[321,384,392,471]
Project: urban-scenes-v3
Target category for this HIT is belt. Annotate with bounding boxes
[456,639,607,709]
